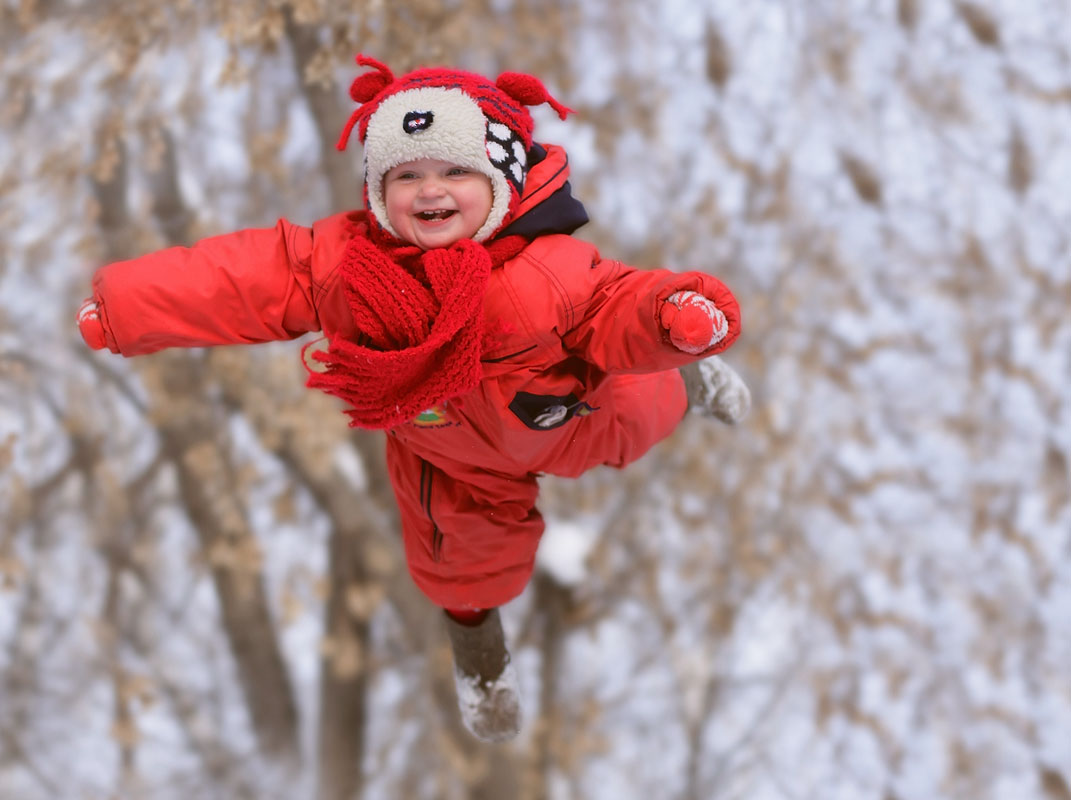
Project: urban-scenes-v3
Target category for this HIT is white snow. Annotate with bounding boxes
[537,518,600,587]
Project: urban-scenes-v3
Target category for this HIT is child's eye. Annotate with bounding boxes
[447,167,471,177]
[394,171,418,180]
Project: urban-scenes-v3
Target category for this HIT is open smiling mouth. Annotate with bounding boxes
[415,210,457,221]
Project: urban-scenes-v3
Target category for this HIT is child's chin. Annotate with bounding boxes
[414,225,475,248]
[417,233,455,248]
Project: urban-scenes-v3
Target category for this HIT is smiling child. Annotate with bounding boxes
[77,55,750,742]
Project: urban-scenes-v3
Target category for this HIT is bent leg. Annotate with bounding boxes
[589,369,689,471]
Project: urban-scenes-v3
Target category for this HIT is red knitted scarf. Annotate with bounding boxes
[307,229,526,429]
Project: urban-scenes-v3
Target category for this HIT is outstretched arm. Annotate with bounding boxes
[78,220,320,356]
[560,254,741,373]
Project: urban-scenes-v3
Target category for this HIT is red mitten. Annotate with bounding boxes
[659,291,729,354]
[77,298,107,350]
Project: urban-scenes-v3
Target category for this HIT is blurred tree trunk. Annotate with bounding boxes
[284,9,363,212]
[90,126,301,760]
[315,518,372,800]
[291,439,387,800]
[525,573,571,800]
[281,14,379,797]
[156,357,301,759]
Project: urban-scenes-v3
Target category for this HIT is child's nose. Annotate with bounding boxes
[417,176,447,197]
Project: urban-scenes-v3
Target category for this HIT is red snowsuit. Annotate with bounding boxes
[85,145,741,609]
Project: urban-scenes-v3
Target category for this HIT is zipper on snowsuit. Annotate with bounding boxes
[419,460,443,562]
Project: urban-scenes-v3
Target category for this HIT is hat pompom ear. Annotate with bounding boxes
[338,55,395,151]
[349,54,394,102]
[496,72,574,120]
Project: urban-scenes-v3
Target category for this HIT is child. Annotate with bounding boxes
[77,55,750,743]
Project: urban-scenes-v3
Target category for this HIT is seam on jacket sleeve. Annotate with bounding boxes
[95,295,121,354]
[282,219,318,313]
[498,266,542,344]
[569,256,627,330]
[529,257,576,332]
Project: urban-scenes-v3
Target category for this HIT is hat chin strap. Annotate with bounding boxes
[471,170,512,242]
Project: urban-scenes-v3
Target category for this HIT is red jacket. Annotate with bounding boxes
[86,145,741,608]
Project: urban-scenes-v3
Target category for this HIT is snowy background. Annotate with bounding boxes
[2,1,1070,798]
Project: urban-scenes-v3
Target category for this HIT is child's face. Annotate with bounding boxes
[383,159,493,250]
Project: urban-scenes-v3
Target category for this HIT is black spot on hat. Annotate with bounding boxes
[403,110,434,134]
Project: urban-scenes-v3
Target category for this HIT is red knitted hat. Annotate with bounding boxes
[337,55,573,242]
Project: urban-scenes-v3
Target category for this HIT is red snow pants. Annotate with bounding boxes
[386,370,688,609]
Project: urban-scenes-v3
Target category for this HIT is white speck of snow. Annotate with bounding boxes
[536,518,599,587]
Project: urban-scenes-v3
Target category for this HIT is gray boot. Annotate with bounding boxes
[680,356,752,424]
[443,609,522,743]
